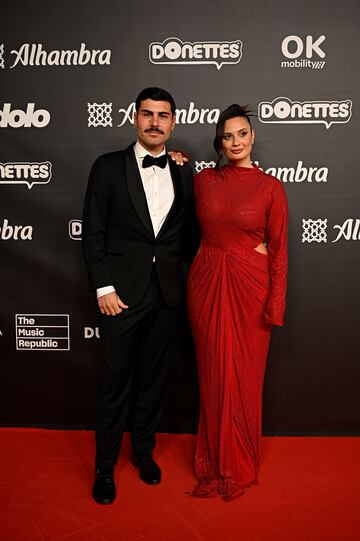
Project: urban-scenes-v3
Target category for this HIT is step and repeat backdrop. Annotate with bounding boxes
[1,0,359,433]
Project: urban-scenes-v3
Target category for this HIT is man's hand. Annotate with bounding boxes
[168,150,189,166]
[98,292,129,316]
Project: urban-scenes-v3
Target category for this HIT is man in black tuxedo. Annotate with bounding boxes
[82,87,197,504]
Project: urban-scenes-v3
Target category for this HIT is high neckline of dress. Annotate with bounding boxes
[222,163,259,173]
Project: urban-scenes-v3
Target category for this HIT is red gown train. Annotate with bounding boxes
[187,164,288,500]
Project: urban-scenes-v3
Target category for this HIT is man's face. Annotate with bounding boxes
[134,99,176,154]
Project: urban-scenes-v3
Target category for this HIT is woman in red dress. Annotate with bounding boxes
[187,105,288,501]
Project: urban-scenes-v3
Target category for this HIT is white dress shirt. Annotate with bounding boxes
[96,141,175,299]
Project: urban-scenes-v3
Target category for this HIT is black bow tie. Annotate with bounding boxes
[142,154,168,169]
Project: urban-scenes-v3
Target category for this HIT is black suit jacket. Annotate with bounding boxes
[82,143,198,307]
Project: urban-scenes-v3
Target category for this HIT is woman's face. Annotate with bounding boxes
[221,116,254,167]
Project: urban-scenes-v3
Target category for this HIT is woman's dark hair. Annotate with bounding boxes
[214,104,253,167]
[135,87,176,115]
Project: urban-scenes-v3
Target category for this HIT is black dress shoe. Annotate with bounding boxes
[132,455,161,485]
[92,469,116,504]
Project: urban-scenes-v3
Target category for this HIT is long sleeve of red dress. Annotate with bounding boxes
[265,182,288,326]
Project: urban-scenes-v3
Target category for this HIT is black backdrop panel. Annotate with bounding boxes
[1,0,359,433]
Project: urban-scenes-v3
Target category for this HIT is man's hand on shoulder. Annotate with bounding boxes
[98,292,129,316]
[168,150,190,166]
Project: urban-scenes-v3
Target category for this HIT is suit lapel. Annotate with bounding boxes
[157,158,184,238]
[124,145,154,238]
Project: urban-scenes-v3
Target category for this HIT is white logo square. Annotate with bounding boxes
[87,102,112,127]
[302,218,327,243]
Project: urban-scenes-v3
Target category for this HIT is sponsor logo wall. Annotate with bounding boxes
[1,0,359,433]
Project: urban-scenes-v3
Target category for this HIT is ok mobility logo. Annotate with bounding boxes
[258,97,352,129]
[149,37,243,70]
[281,35,326,70]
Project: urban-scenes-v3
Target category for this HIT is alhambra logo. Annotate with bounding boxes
[302,219,327,243]
[302,218,360,243]
[195,160,329,183]
[87,103,113,127]
[149,37,242,70]
[87,102,220,127]
[2,43,111,68]
[0,219,33,240]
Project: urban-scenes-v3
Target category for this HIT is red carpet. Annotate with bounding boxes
[0,429,359,541]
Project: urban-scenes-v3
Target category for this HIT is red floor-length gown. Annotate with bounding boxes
[187,164,288,500]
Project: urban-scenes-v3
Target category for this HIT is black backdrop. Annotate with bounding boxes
[1,0,359,434]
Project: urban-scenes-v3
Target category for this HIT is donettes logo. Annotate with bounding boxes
[0,161,52,188]
[258,97,352,129]
[149,37,242,70]
[69,220,82,240]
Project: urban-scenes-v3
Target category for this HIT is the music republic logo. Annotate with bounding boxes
[16,314,70,351]
[0,161,52,188]
[149,37,243,70]
[258,97,352,129]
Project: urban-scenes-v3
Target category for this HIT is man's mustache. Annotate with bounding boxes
[145,128,164,134]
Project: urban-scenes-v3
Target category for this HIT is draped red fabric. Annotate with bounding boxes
[187,165,288,500]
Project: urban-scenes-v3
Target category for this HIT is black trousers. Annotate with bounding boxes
[95,266,179,470]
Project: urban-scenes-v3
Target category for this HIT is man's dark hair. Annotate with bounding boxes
[135,87,176,115]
